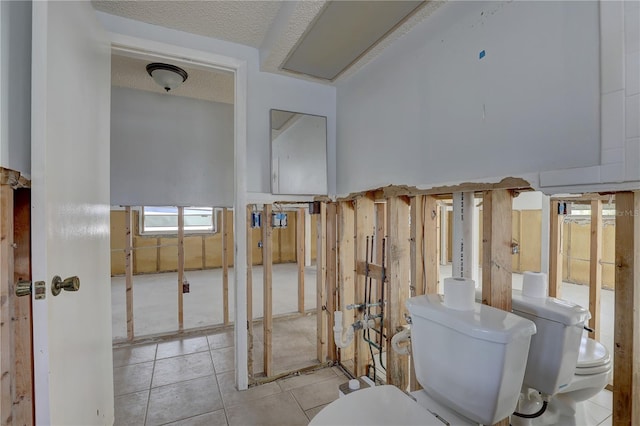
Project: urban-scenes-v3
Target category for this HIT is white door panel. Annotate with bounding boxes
[32,1,113,424]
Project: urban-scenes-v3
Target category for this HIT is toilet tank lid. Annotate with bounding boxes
[406,294,536,344]
[512,290,590,326]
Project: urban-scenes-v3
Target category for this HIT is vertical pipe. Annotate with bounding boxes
[452,192,476,281]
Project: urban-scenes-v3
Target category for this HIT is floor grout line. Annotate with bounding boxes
[142,345,159,426]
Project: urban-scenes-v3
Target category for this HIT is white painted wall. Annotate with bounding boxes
[0,0,31,174]
[336,1,600,195]
[97,12,337,197]
[111,87,234,206]
[272,113,327,195]
[513,191,544,211]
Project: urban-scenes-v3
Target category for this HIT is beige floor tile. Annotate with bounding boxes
[211,346,234,374]
[156,336,210,360]
[304,404,328,421]
[290,376,347,411]
[146,375,223,426]
[113,344,157,368]
[589,389,612,410]
[598,415,612,426]
[208,331,234,350]
[113,361,154,396]
[163,409,228,426]
[277,368,337,392]
[217,371,282,408]
[114,389,148,425]
[226,392,308,426]
[152,351,214,388]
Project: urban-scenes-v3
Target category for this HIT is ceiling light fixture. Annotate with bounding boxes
[146,63,188,92]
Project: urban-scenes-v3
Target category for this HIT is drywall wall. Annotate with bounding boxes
[336,1,600,195]
[0,0,31,174]
[97,12,337,197]
[111,87,234,206]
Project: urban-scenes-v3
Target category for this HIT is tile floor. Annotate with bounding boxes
[113,328,349,426]
[113,326,614,426]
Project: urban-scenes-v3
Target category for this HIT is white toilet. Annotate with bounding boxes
[510,272,612,423]
[310,293,537,426]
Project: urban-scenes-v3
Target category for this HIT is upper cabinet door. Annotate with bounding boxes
[31,2,113,424]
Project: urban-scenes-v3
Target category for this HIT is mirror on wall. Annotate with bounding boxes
[270,109,328,195]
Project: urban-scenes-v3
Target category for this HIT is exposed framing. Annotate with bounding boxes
[262,204,273,377]
[222,207,230,325]
[354,196,375,377]
[589,200,602,341]
[613,191,640,424]
[297,208,305,313]
[1,185,15,424]
[326,202,338,362]
[337,201,356,366]
[316,202,328,363]
[385,196,410,389]
[177,206,185,331]
[125,206,134,340]
[246,205,254,378]
[549,200,563,298]
[481,190,513,311]
[0,177,33,425]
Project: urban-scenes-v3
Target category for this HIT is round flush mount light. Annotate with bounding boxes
[146,63,188,92]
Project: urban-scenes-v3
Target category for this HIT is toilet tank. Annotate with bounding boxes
[407,294,536,425]
[512,291,589,396]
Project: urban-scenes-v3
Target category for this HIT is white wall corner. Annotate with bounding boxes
[601,90,626,152]
[600,0,625,95]
[626,51,640,96]
[625,138,640,181]
[600,162,625,183]
[539,165,601,188]
[626,94,640,139]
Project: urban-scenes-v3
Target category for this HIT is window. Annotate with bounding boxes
[141,207,218,234]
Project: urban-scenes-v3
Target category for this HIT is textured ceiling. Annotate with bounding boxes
[93,0,283,47]
[111,54,234,104]
[96,0,447,84]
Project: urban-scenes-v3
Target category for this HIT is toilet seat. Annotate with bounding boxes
[574,337,611,376]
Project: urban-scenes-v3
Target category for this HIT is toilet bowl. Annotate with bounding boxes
[548,334,612,417]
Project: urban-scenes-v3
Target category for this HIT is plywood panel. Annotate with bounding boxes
[133,236,159,274]
[520,210,542,272]
[111,211,126,275]
[512,210,521,272]
[184,236,203,270]
[569,222,591,285]
[204,234,223,268]
[159,237,179,271]
[602,223,615,288]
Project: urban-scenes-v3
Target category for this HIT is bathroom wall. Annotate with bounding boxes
[336,1,600,195]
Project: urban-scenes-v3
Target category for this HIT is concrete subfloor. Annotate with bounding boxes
[111,263,318,340]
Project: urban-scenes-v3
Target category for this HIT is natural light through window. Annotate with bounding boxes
[141,207,217,234]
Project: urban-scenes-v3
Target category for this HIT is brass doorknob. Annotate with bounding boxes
[51,276,80,296]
